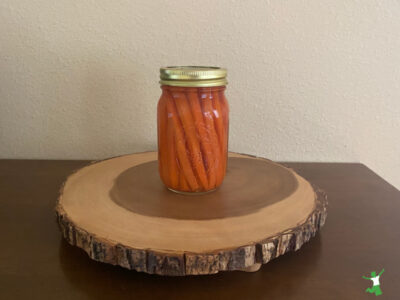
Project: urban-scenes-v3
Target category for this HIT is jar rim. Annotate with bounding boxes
[160,66,227,87]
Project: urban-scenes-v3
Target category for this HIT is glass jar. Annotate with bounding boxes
[157,66,229,194]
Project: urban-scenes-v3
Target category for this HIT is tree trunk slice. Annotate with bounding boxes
[55,152,327,276]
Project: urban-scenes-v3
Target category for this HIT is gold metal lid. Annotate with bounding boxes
[160,66,227,87]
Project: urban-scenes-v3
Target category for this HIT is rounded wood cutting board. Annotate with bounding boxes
[56,152,327,275]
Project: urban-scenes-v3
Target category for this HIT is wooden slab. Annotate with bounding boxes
[55,152,327,276]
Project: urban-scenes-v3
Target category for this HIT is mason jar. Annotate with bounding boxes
[157,66,229,194]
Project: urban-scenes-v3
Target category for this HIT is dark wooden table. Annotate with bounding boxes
[1,159,399,299]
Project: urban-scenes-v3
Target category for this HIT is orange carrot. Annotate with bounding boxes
[219,90,229,131]
[201,90,222,186]
[157,96,170,186]
[166,108,179,189]
[179,170,189,191]
[173,92,209,190]
[165,92,200,191]
[212,91,225,150]
[211,91,227,185]
[218,90,229,178]
[187,91,216,189]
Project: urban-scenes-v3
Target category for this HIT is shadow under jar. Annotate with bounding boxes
[157,66,229,194]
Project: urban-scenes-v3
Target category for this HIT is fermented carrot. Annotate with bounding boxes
[179,170,189,191]
[219,90,229,130]
[201,91,222,186]
[218,90,229,178]
[166,107,179,189]
[187,91,216,189]
[210,91,227,185]
[165,92,200,191]
[212,91,225,151]
[173,92,209,190]
[157,97,170,186]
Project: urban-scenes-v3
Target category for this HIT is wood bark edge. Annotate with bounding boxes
[55,184,327,276]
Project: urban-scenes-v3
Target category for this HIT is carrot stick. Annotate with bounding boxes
[211,91,228,185]
[219,90,229,132]
[166,108,179,189]
[157,96,170,186]
[173,92,209,190]
[165,92,200,191]
[187,91,216,189]
[219,90,229,178]
[201,90,222,186]
[212,91,225,150]
[179,170,189,191]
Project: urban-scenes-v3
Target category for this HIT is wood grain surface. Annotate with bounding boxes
[55,152,326,275]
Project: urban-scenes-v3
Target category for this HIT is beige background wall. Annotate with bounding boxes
[1,1,399,189]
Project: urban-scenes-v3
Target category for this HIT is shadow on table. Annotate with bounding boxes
[58,233,323,300]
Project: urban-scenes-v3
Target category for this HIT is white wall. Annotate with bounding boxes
[1,1,399,189]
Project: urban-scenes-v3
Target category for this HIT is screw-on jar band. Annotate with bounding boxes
[160,66,227,87]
